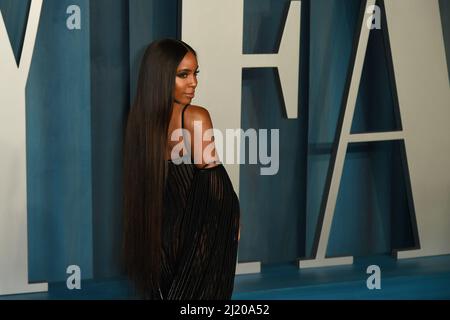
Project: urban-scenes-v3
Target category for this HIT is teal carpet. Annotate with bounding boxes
[1,254,450,300]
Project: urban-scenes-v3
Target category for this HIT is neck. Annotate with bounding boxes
[173,100,189,109]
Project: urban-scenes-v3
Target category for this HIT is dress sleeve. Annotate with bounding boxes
[166,164,240,300]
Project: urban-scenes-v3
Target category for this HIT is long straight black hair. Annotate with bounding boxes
[123,39,196,299]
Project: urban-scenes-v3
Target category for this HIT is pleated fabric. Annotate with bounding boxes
[160,158,240,300]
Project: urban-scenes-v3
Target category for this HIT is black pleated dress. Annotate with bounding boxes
[160,104,240,300]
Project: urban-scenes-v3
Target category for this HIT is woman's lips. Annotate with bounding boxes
[185,93,195,98]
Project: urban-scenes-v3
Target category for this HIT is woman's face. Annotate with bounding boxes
[174,51,199,106]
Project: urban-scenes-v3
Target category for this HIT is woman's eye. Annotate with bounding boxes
[177,70,199,78]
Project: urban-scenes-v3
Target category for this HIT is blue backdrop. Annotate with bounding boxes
[0,0,449,283]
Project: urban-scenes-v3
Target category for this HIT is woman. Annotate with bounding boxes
[122,38,240,300]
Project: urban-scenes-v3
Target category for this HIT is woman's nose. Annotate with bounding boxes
[190,75,198,87]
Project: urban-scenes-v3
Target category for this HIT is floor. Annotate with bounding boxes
[1,254,450,300]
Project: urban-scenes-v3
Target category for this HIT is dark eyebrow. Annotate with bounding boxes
[177,67,200,73]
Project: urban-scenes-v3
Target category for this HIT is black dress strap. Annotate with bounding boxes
[181,104,190,129]
[180,104,191,161]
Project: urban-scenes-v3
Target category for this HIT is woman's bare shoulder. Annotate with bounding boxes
[184,104,213,126]
[184,104,220,168]
[186,104,210,117]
